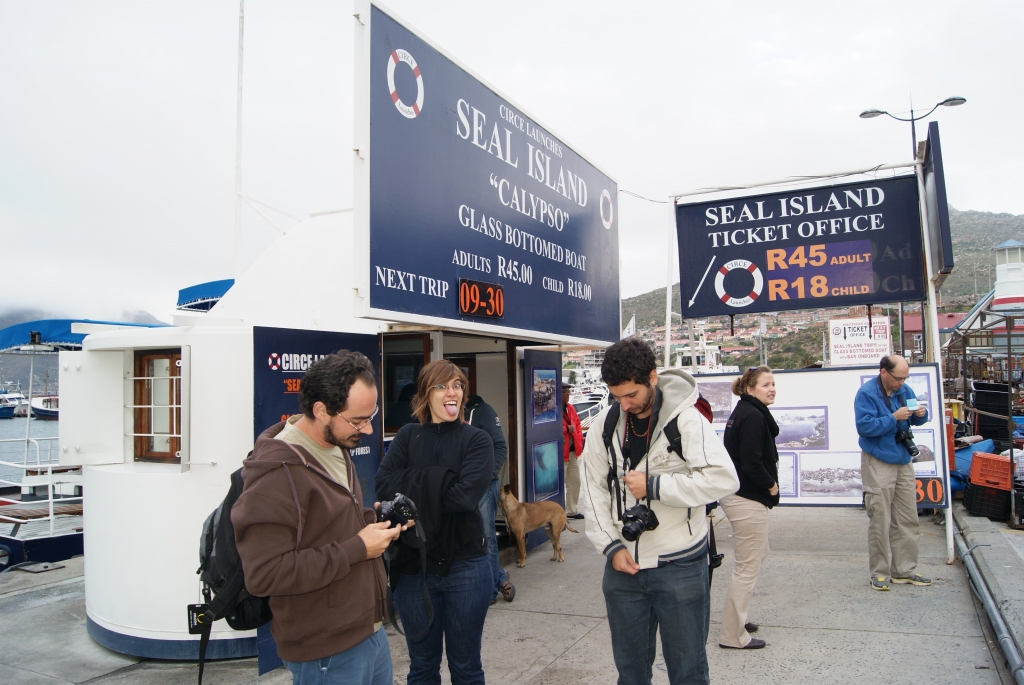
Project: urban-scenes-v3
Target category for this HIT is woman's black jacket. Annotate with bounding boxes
[375,419,492,576]
[723,394,780,508]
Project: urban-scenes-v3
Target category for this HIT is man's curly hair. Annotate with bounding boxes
[601,336,656,387]
[298,350,376,419]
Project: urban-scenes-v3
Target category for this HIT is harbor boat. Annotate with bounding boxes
[0,394,16,418]
[569,383,609,434]
[1,382,29,417]
[29,396,59,420]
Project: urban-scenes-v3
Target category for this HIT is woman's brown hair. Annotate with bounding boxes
[732,366,772,396]
[411,360,470,424]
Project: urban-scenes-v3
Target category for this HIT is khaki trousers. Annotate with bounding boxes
[564,451,580,516]
[718,493,770,648]
[861,451,919,578]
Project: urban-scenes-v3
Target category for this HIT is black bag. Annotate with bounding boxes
[191,455,301,684]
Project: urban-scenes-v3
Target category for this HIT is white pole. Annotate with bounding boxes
[665,204,675,367]
[23,352,34,464]
[233,0,245,280]
[916,161,954,564]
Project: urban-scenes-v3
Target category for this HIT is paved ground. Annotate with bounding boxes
[0,506,1011,684]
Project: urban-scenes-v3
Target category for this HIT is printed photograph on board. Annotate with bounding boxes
[697,381,735,423]
[910,428,937,475]
[799,452,863,498]
[771,406,828,450]
[533,440,559,501]
[532,368,558,426]
[778,452,798,497]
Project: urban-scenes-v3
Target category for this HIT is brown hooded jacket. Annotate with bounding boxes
[231,421,387,662]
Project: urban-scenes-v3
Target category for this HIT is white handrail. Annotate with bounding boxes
[0,437,79,540]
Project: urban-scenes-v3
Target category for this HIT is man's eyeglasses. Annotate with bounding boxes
[335,405,379,431]
[886,370,909,382]
[432,382,465,392]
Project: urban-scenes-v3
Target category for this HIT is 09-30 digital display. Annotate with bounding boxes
[458,279,504,319]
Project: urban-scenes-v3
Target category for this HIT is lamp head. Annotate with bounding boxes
[859,109,885,119]
[940,96,967,107]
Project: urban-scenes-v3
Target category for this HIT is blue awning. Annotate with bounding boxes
[177,279,234,311]
[0,319,168,353]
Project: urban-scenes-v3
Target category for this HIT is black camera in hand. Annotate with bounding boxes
[896,429,920,458]
[621,503,660,542]
[377,493,418,527]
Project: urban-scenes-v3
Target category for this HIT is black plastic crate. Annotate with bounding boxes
[965,482,1010,520]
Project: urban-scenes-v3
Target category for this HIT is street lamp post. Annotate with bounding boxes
[859,96,966,158]
[859,95,966,566]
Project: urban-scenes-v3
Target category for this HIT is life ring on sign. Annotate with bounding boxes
[714,259,764,308]
[268,353,280,371]
[600,189,614,229]
[387,49,424,119]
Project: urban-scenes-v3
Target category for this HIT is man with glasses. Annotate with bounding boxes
[233,351,405,685]
[854,354,930,592]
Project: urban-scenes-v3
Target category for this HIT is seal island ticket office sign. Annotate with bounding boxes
[675,176,925,319]
[353,2,620,346]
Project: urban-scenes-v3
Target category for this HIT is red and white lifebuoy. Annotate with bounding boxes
[600,189,614,229]
[714,259,763,308]
[387,49,424,119]
[268,353,280,371]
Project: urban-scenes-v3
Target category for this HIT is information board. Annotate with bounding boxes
[355,3,619,344]
[676,176,925,318]
[253,326,382,503]
[695,364,947,507]
[829,317,892,367]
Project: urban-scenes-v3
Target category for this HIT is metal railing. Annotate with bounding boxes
[0,437,82,540]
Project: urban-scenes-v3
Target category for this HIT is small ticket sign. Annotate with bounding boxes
[829,317,891,367]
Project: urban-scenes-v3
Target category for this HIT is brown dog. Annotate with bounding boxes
[498,484,578,568]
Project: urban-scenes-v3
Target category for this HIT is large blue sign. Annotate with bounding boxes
[676,176,925,318]
[361,4,619,344]
[252,326,382,503]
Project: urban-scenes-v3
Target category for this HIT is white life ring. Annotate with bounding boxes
[268,353,280,371]
[714,259,763,308]
[387,49,424,119]
[599,189,614,229]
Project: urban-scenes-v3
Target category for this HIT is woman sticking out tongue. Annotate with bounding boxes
[428,379,465,423]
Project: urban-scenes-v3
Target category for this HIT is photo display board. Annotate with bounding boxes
[696,364,947,507]
[676,176,925,318]
[356,3,619,344]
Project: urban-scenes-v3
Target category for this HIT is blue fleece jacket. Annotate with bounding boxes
[855,376,928,465]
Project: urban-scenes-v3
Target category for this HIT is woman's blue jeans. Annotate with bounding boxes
[602,552,710,685]
[393,554,492,685]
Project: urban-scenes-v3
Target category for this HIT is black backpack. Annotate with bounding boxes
[191,455,302,684]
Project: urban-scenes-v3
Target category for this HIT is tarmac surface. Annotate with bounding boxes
[0,505,1014,684]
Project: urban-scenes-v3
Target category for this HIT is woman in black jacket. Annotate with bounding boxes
[718,365,779,651]
[375,360,493,685]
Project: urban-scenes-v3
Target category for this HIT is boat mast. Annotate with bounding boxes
[233,0,245,279]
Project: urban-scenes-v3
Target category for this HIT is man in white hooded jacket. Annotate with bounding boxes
[578,337,739,685]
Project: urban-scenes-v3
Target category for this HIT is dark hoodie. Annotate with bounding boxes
[231,421,387,663]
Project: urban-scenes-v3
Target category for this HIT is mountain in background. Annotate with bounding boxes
[622,207,1024,326]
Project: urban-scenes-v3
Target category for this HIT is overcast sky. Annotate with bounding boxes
[2,1,1021,322]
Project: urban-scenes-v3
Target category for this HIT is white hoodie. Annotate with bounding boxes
[578,368,739,569]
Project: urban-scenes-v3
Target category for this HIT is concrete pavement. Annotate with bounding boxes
[0,506,1010,684]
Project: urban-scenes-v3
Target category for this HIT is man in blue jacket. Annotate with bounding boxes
[855,355,931,591]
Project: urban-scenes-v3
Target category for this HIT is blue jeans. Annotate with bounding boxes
[282,626,391,685]
[393,554,492,685]
[478,478,508,597]
[602,552,710,685]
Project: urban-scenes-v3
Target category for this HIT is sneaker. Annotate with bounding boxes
[870,575,890,591]
[891,573,932,586]
[499,580,516,602]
